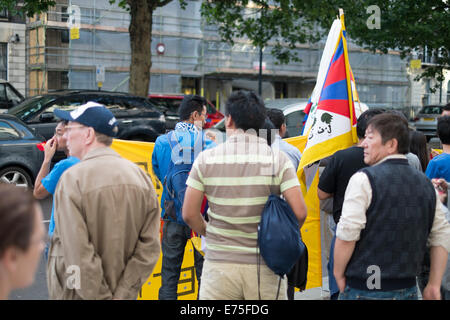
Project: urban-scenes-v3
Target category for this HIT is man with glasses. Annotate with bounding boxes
[46,102,161,300]
[33,120,80,259]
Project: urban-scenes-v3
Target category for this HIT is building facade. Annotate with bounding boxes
[0,7,26,96]
[4,0,449,114]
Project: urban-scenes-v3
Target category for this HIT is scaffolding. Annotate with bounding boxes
[26,0,412,109]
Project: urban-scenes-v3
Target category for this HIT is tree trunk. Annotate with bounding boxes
[128,0,152,97]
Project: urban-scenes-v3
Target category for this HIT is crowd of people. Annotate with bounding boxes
[0,92,449,300]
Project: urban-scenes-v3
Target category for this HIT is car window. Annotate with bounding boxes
[5,85,23,105]
[8,95,57,121]
[0,84,6,102]
[206,102,217,114]
[46,96,85,113]
[149,97,181,114]
[420,106,443,115]
[285,110,305,138]
[0,120,21,139]
[111,96,145,117]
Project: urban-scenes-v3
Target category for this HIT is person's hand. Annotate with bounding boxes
[431,149,440,158]
[432,178,448,203]
[335,274,346,293]
[422,284,441,300]
[205,131,217,143]
[43,136,57,162]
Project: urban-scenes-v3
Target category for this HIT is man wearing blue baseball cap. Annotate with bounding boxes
[47,102,161,300]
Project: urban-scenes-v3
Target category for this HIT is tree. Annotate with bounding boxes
[306,0,450,90]
[0,0,56,16]
[202,0,449,91]
[0,0,186,97]
[310,1,450,90]
[110,0,186,96]
[201,0,323,66]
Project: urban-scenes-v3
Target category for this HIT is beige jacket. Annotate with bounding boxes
[47,147,160,300]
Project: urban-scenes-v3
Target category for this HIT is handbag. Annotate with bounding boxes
[287,245,308,291]
[257,154,307,299]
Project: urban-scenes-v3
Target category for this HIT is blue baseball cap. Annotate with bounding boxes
[54,101,118,137]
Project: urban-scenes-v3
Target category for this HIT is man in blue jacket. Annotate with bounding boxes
[152,95,215,300]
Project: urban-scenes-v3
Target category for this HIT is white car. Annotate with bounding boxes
[207,98,368,142]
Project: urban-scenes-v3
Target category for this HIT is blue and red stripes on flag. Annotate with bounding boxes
[318,33,356,125]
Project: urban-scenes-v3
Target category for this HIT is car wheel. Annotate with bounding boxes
[0,166,33,188]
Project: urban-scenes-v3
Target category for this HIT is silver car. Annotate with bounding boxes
[411,105,444,141]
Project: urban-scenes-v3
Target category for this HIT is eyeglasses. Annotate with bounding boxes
[65,125,86,132]
[54,130,64,137]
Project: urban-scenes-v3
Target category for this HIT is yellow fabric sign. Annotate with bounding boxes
[70,27,80,40]
[286,135,322,289]
[111,136,322,299]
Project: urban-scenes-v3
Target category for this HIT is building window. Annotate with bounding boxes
[0,8,8,19]
[447,81,450,103]
[422,79,431,106]
[0,43,7,80]
[274,82,287,99]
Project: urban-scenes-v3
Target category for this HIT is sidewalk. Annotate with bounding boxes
[295,276,330,300]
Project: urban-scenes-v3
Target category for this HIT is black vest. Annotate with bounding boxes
[345,158,436,291]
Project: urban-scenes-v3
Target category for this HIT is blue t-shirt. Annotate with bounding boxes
[41,156,80,237]
[152,124,216,218]
[425,153,450,182]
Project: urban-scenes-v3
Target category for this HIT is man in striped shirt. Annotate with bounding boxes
[183,91,307,300]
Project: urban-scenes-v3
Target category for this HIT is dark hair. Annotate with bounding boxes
[356,108,385,139]
[178,95,207,121]
[367,113,410,154]
[0,184,36,257]
[225,90,266,131]
[259,118,276,146]
[409,130,429,172]
[437,116,450,145]
[444,103,450,112]
[266,108,285,130]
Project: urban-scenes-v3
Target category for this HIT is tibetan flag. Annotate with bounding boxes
[299,11,358,172]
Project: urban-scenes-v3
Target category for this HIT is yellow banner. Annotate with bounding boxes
[111,135,322,299]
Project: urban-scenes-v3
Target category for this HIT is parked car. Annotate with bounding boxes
[0,79,25,113]
[410,105,444,141]
[0,114,45,188]
[148,94,224,130]
[7,90,166,142]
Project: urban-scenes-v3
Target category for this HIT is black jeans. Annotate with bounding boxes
[158,220,204,300]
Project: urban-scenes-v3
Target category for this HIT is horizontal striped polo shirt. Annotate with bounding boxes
[186,132,300,264]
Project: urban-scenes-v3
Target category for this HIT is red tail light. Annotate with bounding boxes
[36,141,46,151]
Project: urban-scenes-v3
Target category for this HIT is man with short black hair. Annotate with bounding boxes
[47,102,161,300]
[334,113,450,300]
[317,108,384,299]
[152,95,215,300]
[267,108,302,170]
[426,116,450,182]
[183,90,307,300]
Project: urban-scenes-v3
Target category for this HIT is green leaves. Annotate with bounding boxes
[201,0,324,64]
[0,0,56,17]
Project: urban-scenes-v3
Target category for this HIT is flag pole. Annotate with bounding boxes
[339,8,358,144]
